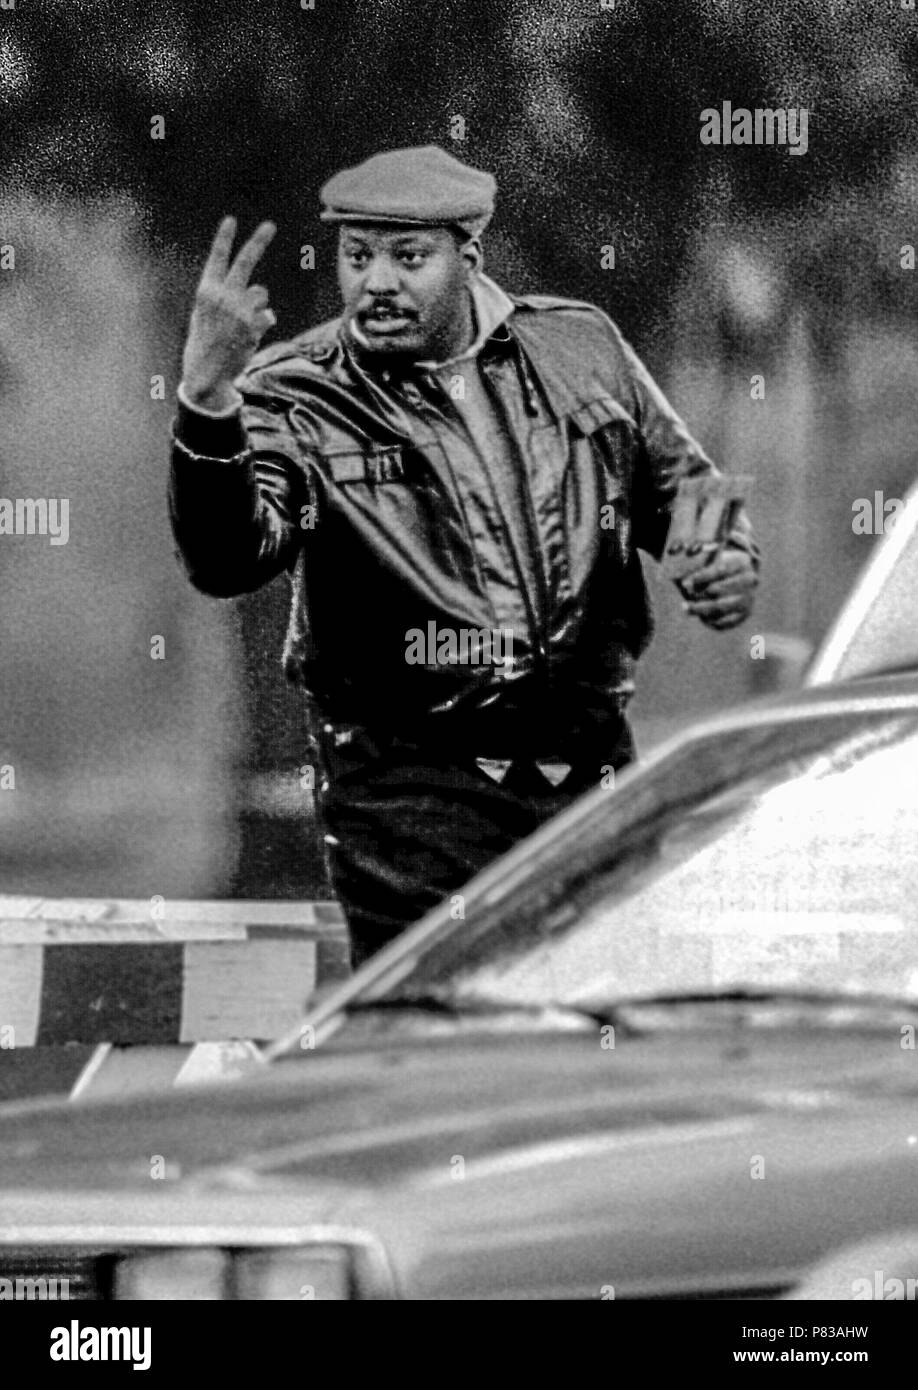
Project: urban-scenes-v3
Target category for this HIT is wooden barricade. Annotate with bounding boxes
[0,895,348,1101]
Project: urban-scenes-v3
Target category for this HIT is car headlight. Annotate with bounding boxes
[114,1245,355,1300]
[114,1249,227,1300]
[233,1246,351,1301]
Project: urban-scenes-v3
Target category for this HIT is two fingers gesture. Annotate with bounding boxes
[181,216,277,409]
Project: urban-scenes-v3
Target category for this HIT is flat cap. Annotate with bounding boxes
[320,145,496,237]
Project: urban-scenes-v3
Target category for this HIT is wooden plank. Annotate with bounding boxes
[35,943,184,1045]
[67,1041,265,1102]
[69,1044,192,1101]
[0,895,346,942]
[179,939,317,1042]
[0,922,249,945]
[0,946,45,1048]
[0,920,338,944]
[174,1041,263,1088]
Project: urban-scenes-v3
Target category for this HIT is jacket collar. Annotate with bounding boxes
[417,272,515,367]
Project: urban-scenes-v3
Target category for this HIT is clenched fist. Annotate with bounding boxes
[181,216,277,412]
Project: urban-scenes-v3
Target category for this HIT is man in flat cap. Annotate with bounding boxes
[170,145,759,968]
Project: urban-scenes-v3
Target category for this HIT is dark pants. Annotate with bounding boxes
[314,722,635,970]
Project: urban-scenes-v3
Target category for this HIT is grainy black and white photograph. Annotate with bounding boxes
[0,0,917,1343]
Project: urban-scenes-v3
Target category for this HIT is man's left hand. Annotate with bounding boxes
[679,547,758,630]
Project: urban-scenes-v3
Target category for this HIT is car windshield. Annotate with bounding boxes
[371,688,918,1012]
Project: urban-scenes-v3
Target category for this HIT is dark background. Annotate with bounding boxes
[1,0,916,902]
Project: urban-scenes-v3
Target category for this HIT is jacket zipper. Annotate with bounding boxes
[511,343,551,671]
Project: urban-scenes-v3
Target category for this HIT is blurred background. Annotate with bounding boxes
[1,0,916,904]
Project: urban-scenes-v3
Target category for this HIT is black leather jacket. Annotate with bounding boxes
[169,292,759,758]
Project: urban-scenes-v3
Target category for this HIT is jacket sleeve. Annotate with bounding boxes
[609,321,761,573]
[168,372,313,598]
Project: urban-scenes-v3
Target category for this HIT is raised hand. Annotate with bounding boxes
[181,216,277,411]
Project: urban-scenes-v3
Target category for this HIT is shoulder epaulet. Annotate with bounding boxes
[246,318,343,377]
[291,315,344,366]
[509,292,603,315]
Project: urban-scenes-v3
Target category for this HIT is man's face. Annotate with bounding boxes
[337,225,479,361]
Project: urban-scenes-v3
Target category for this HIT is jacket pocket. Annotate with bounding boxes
[324,445,406,485]
[569,394,638,439]
[568,395,636,511]
[565,397,639,584]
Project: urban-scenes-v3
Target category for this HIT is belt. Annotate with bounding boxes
[317,722,631,787]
